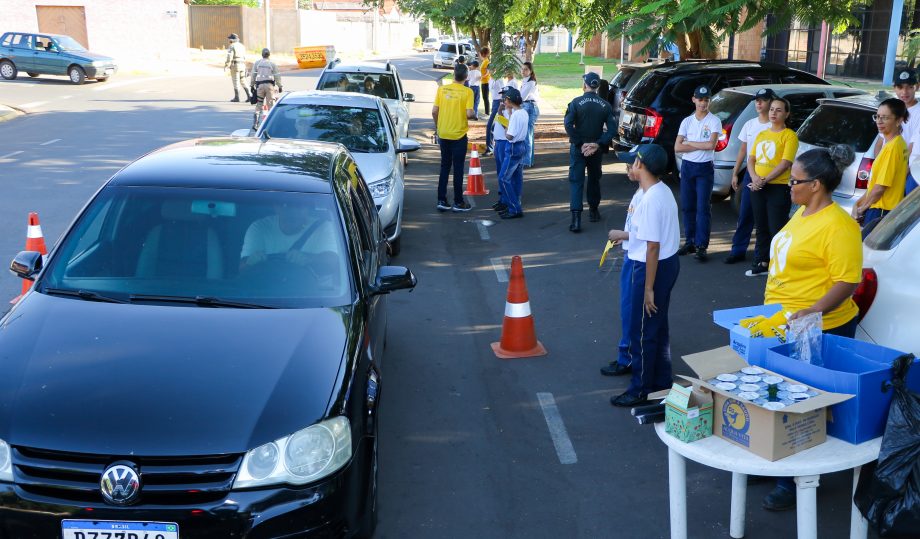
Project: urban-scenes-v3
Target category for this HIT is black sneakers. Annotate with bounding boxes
[745,263,769,277]
[695,248,708,262]
[677,243,696,256]
[436,200,451,211]
[452,200,472,212]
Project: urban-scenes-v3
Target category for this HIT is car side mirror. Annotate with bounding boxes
[371,266,416,295]
[395,138,420,154]
[404,93,415,102]
[231,129,251,137]
[10,251,42,280]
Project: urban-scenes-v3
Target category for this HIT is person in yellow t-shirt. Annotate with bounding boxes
[746,97,799,277]
[432,64,475,212]
[480,47,491,116]
[853,98,908,226]
[758,144,862,512]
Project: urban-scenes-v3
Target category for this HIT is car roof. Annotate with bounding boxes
[4,31,70,39]
[648,59,798,74]
[323,61,393,74]
[109,138,344,192]
[721,83,852,96]
[280,90,382,108]
[813,91,893,110]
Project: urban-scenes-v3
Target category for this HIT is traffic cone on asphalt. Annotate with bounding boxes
[11,212,48,304]
[491,256,547,359]
[464,149,489,195]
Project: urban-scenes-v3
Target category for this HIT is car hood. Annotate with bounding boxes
[0,292,350,456]
[352,151,395,183]
[63,51,115,64]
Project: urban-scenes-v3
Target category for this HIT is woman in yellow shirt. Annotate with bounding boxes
[746,97,799,277]
[853,98,908,226]
[758,144,863,511]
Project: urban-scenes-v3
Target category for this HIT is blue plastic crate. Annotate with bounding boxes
[764,335,919,444]
[713,304,784,365]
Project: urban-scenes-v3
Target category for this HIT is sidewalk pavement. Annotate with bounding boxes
[0,104,22,123]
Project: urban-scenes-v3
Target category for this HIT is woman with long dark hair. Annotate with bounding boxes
[520,62,540,167]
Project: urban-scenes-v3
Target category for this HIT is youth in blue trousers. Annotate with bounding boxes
[680,160,715,249]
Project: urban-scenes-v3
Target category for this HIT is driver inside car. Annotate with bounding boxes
[239,203,336,270]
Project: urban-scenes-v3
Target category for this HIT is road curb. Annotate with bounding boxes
[0,104,23,123]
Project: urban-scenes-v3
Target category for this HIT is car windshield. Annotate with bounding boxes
[797,104,877,151]
[317,72,399,100]
[439,43,457,54]
[610,68,635,89]
[262,104,388,153]
[54,35,86,51]
[40,186,353,308]
[709,90,751,125]
[864,188,920,251]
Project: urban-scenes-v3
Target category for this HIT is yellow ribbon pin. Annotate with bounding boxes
[599,240,615,268]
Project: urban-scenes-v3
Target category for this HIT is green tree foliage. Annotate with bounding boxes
[191,0,259,7]
[505,0,581,61]
[576,0,869,59]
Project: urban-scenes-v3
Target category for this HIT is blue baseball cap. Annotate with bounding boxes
[753,87,777,101]
[693,85,712,99]
[583,72,601,89]
[896,69,918,86]
[500,86,522,104]
[616,144,669,176]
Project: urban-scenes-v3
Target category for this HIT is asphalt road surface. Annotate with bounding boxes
[0,53,866,538]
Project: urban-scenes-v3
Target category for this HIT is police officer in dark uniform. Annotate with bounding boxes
[564,72,617,232]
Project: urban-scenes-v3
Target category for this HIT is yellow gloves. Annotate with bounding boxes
[740,310,790,342]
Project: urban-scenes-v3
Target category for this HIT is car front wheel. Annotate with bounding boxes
[68,65,86,85]
[0,60,17,80]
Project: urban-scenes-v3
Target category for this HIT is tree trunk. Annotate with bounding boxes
[470,27,480,50]
[675,32,690,60]
[481,28,491,52]
[524,30,539,62]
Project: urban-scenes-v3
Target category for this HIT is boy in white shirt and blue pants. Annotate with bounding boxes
[496,86,529,219]
[674,86,721,262]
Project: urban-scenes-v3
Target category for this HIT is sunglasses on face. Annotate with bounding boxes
[789,177,819,186]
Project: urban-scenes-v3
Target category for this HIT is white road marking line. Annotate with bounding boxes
[39,139,61,146]
[411,67,440,80]
[0,151,24,159]
[19,101,47,109]
[477,222,490,240]
[537,392,578,465]
[490,257,508,282]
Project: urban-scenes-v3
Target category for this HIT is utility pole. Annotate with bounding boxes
[373,5,379,54]
[264,0,271,50]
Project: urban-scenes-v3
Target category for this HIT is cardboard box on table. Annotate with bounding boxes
[712,304,784,365]
[682,347,854,461]
[764,335,920,444]
[664,383,713,442]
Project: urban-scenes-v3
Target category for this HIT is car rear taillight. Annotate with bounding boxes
[852,268,878,322]
[643,108,663,138]
[715,123,733,153]
[856,157,874,190]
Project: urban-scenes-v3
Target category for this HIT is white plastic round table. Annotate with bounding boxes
[654,422,881,539]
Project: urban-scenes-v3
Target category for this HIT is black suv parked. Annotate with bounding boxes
[614,60,828,170]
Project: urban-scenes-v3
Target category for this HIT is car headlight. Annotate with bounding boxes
[368,175,395,199]
[232,416,351,489]
[91,60,107,67]
[0,439,11,482]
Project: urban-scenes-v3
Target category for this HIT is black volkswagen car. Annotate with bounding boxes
[0,138,415,537]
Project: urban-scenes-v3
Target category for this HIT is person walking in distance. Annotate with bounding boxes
[607,144,681,407]
[496,86,529,219]
[563,72,617,232]
[432,64,476,212]
[480,47,492,116]
[520,62,541,167]
[224,33,250,103]
[485,68,504,156]
[468,61,482,120]
[250,48,281,129]
[725,88,775,264]
[674,85,721,262]
[746,97,798,276]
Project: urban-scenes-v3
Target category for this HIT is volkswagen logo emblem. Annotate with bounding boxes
[100,462,141,506]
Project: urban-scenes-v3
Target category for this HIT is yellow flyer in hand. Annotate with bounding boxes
[599,240,615,268]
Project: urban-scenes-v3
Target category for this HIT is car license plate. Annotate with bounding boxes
[62,520,179,539]
[621,111,633,125]
[105,68,114,74]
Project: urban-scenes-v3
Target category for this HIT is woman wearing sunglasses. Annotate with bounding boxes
[755,144,863,511]
[852,98,908,226]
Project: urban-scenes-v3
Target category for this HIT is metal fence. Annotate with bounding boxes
[189,5,242,50]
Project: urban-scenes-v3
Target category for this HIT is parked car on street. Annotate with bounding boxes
[854,187,920,356]
[315,59,415,142]
[0,31,116,84]
[795,92,889,216]
[235,91,419,255]
[1,137,416,538]
[674,84,867,211]
[433,41,477,69]
[422,37,441,51]
[608,60,667,126]
[615,60,828,173]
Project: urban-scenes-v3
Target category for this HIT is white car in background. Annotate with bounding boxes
[854,188,920,356]
[422,37,440,51]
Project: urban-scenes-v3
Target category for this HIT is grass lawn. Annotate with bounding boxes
[532,52,621,113]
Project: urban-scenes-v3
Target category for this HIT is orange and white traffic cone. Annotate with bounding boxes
[464,149,489,195]
[11,212,48,304]
[491,256,547,359]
